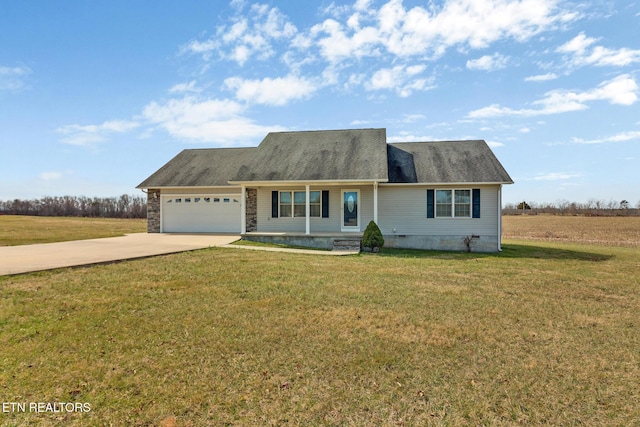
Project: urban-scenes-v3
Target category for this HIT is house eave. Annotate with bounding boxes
[379,181,514,186]
[227,179,389,186]
[136,184,242,190]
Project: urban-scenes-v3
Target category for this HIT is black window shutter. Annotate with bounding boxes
[321,190,329,218]
[271,191,278,218]
[472,188,481,218]
[426,189,434,218]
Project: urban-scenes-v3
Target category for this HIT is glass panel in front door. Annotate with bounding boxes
[343,191,358,228]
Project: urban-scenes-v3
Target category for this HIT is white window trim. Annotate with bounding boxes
[278,190,321,218]
[435,189,472,218]
[341,189,360,231]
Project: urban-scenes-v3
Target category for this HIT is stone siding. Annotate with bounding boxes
[147,189,161,233]
[246,188,257,232]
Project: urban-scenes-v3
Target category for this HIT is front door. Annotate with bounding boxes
[342,190,360,231]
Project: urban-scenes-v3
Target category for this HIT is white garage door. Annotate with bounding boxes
[162,195,241,233]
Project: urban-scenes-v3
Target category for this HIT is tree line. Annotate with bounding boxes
[503,199,640,216]
[3,195,639,218]
[0,195,147,218]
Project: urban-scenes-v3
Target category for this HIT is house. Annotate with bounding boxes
[137,128,513,252]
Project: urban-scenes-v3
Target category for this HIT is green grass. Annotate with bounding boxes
[0,215,146,246]
[1,239,638,426]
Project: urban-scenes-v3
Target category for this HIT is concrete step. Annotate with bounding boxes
[332,239,361,252]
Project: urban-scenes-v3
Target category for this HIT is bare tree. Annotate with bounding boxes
[0,194,147,218]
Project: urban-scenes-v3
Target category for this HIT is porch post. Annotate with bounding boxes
[241,185,246,234]
[373,181,378,224]
[305,185,310,235]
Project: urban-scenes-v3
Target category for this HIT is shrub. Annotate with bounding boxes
[362,220,384,252]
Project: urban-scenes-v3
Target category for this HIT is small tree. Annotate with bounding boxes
[517,201,531,211]
[362,220,384,252]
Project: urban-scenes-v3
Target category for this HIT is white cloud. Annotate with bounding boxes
[557,32,595,54]
[366,64,434,97]
[572,131,640,144]
[142,96,285,145]
[185,39,217,54]
[387,131,435,142]
[533,172,581,181]
[185,3,297,66]
[350,119,372,125]
[39,171,63,181]
[311,18,380,63]
[524,72,558,82]
[169,80,201,94]
[354,0,373,12]
[0,64,32,91]
[468,74,638,118]
[57,120,140,147]
[224,75,317,106]
[368,66,404,90]
[486,141,505,148]
[312,0,572,62]
[401,114,426,123]
[466,53,508,71]
[178,0,577,103]
[557,32,640,67]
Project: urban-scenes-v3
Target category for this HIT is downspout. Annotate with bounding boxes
[373,181,378,224]
[498,184,502,251]
[158,190,163,233]
[305,185,310,235]
[241,185,246,234]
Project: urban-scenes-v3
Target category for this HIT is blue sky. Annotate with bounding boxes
[1,0,639,206]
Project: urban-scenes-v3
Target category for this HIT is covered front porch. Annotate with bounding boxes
[234,181,382,236]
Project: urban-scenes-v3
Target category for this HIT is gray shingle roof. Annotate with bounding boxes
[230,128,388,182]
[136,147,254,188]
[388,140,513,184]
[137,130,513,188]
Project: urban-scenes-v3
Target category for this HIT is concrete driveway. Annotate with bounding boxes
[0,233,239,276]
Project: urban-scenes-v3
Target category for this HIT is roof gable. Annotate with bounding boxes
[136,147,254,188]
[388,140,513,184]
[230,128,388,182]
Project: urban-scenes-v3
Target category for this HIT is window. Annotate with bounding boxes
[309,191,321,217]
[436,190,452,217]
[280,191,292,217]
[435,189,471,218]
[279,191,321,218]
[455,190,471,217]
[294,192,306,217]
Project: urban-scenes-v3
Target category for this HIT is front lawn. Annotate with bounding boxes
[1,240,638,425]
[0,215,146,246]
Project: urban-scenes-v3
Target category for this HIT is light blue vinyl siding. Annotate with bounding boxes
[255,186,373,233]
[253,185,500,238]
[377,185,499,237]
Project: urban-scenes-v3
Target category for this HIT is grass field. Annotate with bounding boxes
[1,216,639,425]
[0,215,146,246]
[502,214,640,247]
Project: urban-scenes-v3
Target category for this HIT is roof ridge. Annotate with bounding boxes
[267,127,385,135]
[183,146,255,151]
